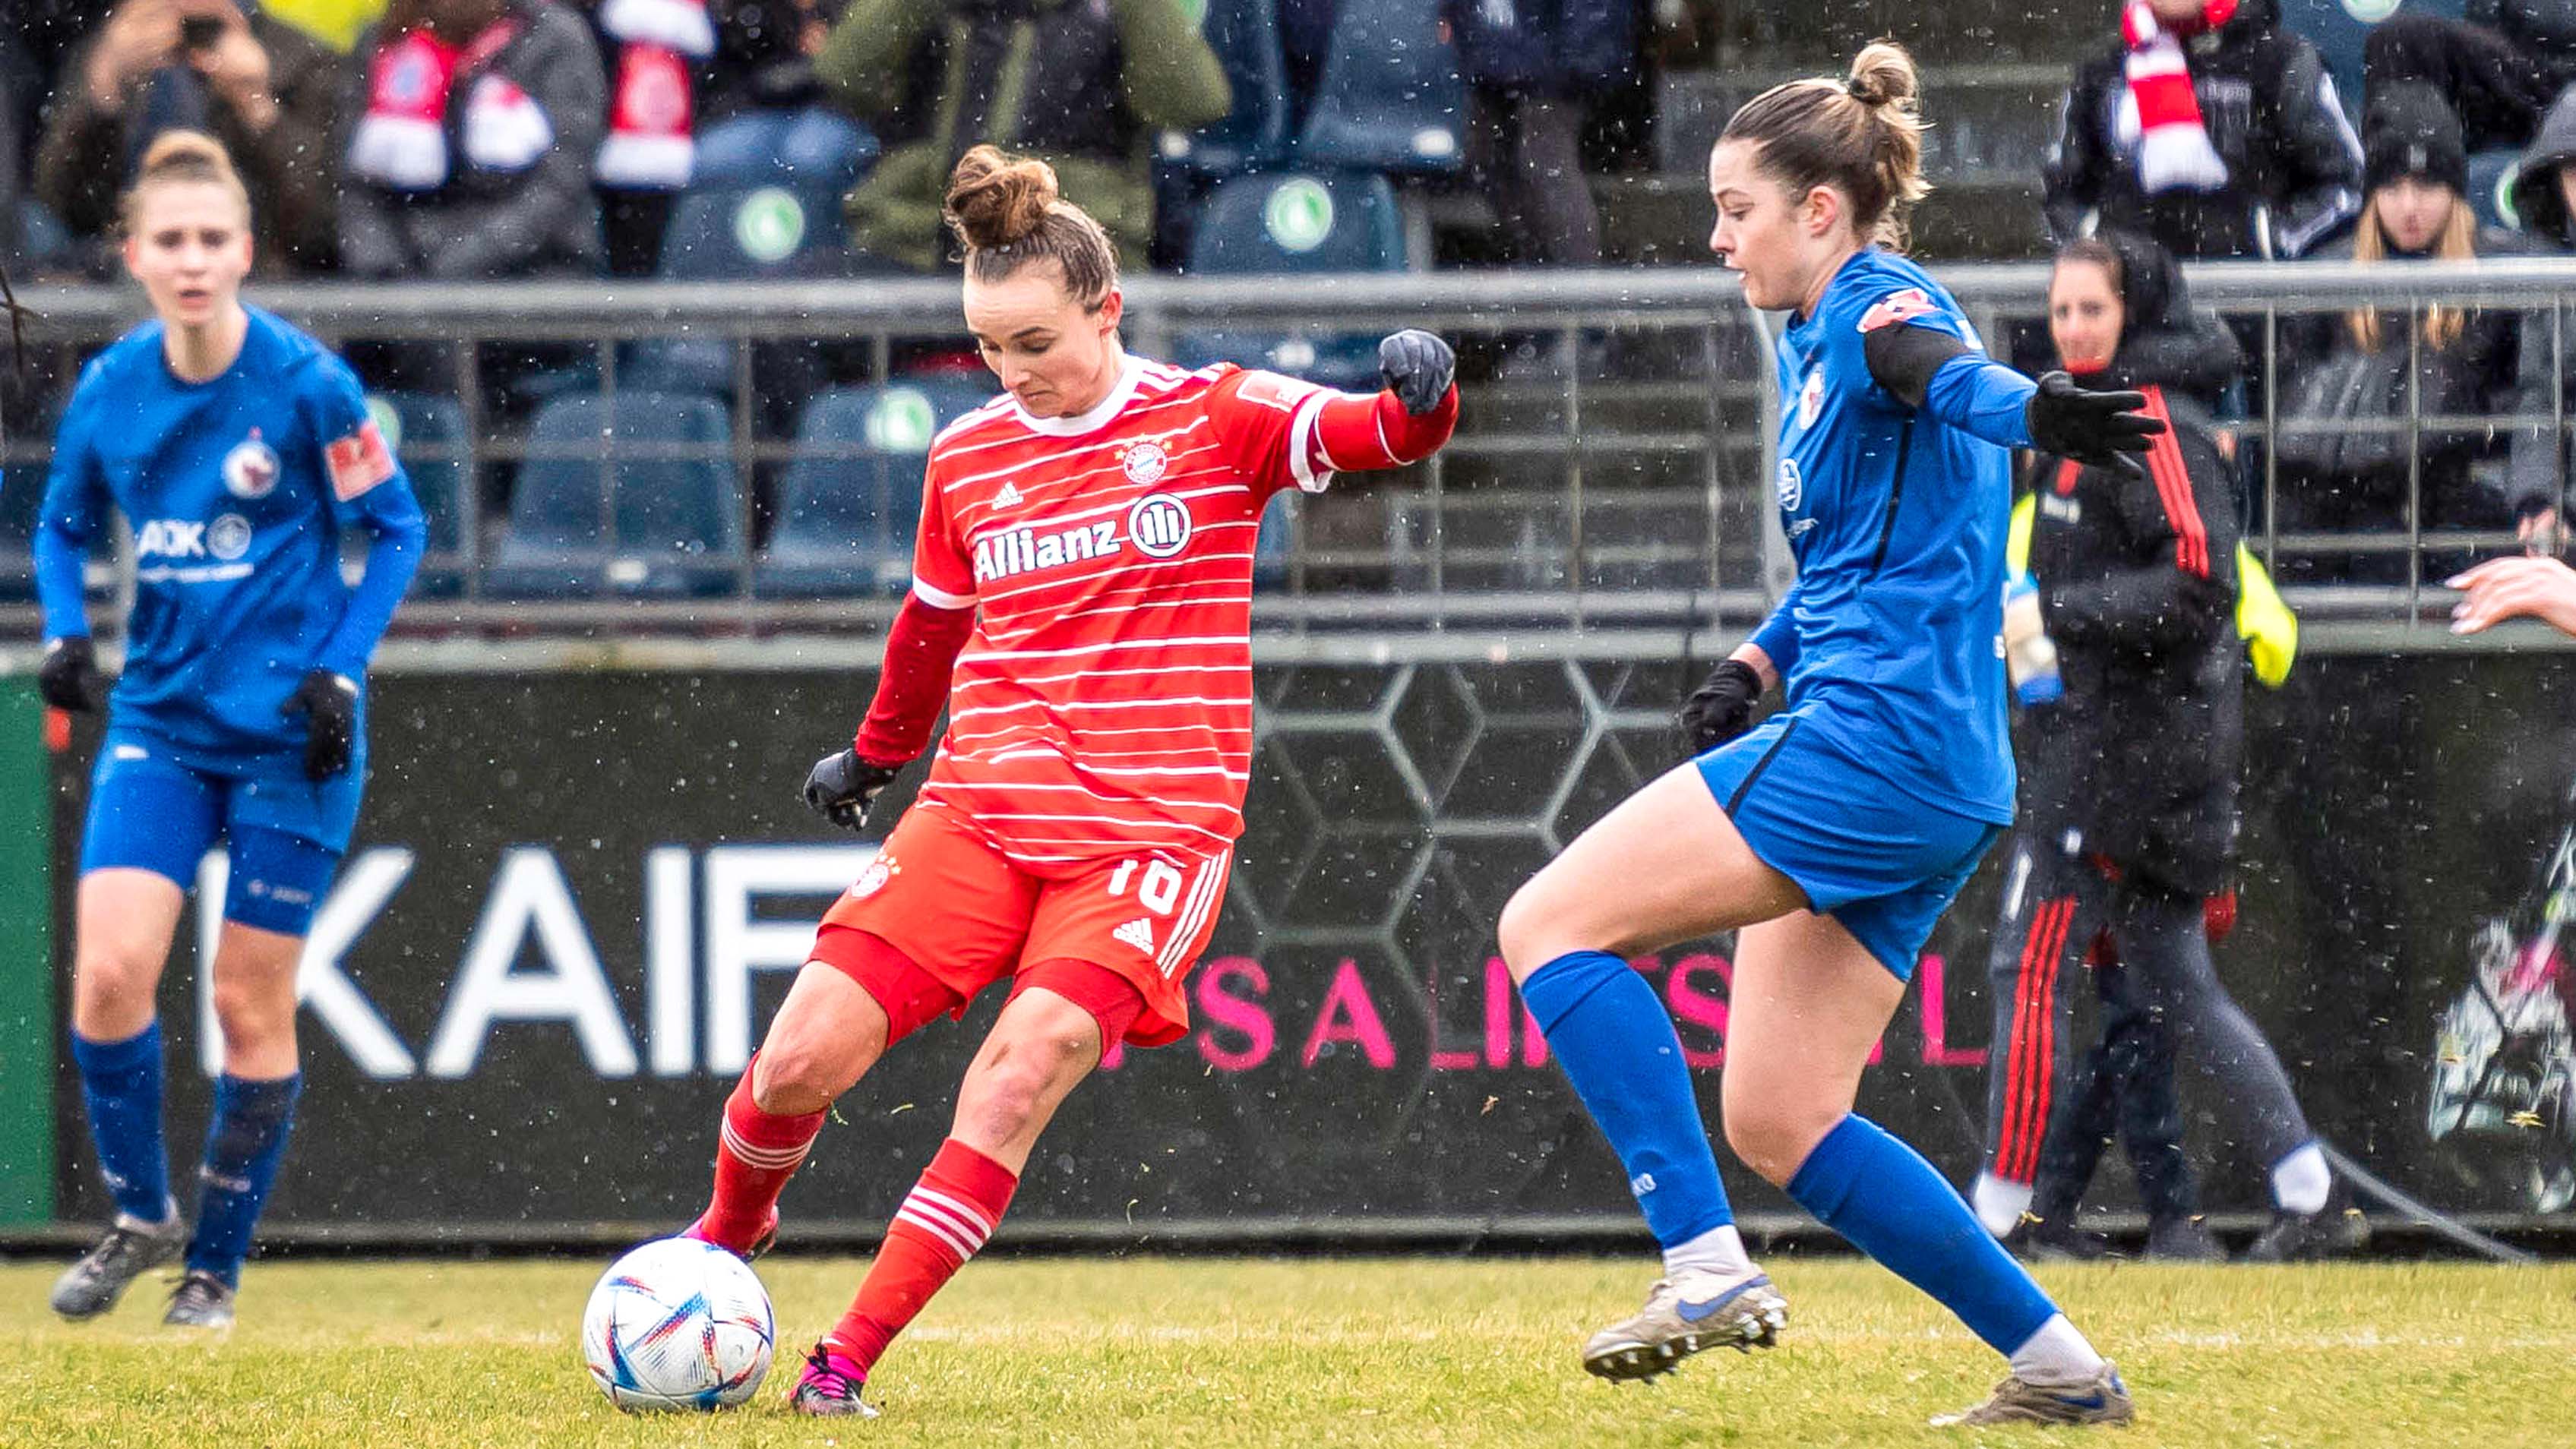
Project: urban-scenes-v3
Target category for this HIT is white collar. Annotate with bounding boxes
[1011,352,1142,436]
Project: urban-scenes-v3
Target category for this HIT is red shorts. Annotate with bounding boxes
[814,807,1231,1047]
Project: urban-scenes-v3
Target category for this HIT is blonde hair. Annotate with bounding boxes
[943,145,1119,308]
[1720,40,1930,251]
[120,130,251,234]
[2347,190,2475,352]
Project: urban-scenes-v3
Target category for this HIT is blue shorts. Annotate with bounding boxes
[81,731,362,936]
[1694,714,2002,980]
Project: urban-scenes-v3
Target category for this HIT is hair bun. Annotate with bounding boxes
[1846,39,1919,112]
[945,144,1061,251]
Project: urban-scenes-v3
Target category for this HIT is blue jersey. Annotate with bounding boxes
[37,307,426,760]
[1751,249,2018,825]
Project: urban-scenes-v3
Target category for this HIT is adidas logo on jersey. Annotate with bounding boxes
[973,518,1120,585]
[1113,917,1157,955]
[994,481,1023,508]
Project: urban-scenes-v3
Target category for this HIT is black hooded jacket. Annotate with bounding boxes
[2021,235,2246,895]
[2043,0,2364,260]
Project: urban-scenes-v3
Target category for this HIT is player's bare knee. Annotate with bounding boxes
[750,1038,860,1116]
[1497,879,1566,980]
[213,999,296,1062]
[1724,1106,1833,1187]
[72,945,162,1017]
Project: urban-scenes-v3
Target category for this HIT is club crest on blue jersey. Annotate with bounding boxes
[1797,368,1824,428]
[223,431,280,499]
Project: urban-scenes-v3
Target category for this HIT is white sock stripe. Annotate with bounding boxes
[893,1205,981,1261]
[906,1185,994,1242]
[721,1122,815,1170]
[899,1196,988,1254]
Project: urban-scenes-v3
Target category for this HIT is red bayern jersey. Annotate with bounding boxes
[906,354,1342,871]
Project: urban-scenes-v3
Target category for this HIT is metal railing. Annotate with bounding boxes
[4,259,2572,645]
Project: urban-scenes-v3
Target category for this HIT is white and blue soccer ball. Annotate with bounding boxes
[581,1236,776,1412]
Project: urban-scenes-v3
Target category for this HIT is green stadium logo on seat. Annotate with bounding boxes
[868,388,939,453]
[1266,179,1335,254]
[2497,159,2524,231]
[365,395,403,453]
[735,188,807,264]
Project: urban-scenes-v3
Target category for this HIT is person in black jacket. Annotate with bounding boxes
[1972,230,2362,1261]
[2274,85,2538,582]
[2043,0,2363,260]
[2505,84,2576,553]
[2365,0,2576,153]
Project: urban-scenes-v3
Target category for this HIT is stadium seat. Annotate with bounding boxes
[1176,169,1405,389]
[657,180,851,280]
[1294,0,1463,175]
[488,390,746,598]
[364,391,469,598]
[1159,0,1293,177]
[756,381,993,598]
[2471,147,2522,229]
[2277,0,2466,120]
[692,108,878,189]
[627,178,850,398]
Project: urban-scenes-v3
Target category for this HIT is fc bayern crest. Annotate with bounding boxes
[223,431,280,500]
[849,855,898,900]
[1121,440,1170,485]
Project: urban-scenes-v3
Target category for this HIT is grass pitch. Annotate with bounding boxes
[2,1255,2571,1447]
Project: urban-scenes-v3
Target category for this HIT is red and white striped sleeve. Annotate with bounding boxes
[1208,368,1459,500]
[909,450,978,609]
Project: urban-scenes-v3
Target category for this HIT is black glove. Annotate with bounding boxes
[1679,658,1763,756]
[282,669,359,781]
[803,748,901,832]
[2024,371,2164,471]
[37,636,106,713]
[1379,329,1456,415]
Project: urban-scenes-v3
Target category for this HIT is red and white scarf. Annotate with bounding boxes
[347,17,539,190]
[2120,0,2236,194]
[596,0,715,190]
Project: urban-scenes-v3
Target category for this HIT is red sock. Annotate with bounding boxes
[694,1063,825,1253]
[828,1138,1018,1372]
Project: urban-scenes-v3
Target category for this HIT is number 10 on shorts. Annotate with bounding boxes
[1107,857,1186,915]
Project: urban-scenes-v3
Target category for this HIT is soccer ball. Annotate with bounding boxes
[581,1236,776,1412]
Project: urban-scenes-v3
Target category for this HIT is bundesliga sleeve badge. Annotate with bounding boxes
[326,420,399,500]
[1856,288,1939,333]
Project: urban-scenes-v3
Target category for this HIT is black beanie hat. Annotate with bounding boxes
[2364,83,2470,197]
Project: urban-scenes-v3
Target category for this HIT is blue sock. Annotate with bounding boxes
[186,1074,302,1286]
[1519,951,1732,1246]
[1787,1114,2056,1355]
[70,1024,172,1223]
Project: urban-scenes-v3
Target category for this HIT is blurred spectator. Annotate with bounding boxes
[339,0,607,279]
[1279,0,1339,128]
[1448,0,1638,267]
[812,0,1228,273]
[704,0,840,120]
[2505,87,2576,550]
[2509,83,2576,249]
[2043,0,2363,260]
[583,0,719,275]
[264,0,394,50]
[2365,2,2576,152]
[34,1,345,275]
[2273,87,2530,576]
